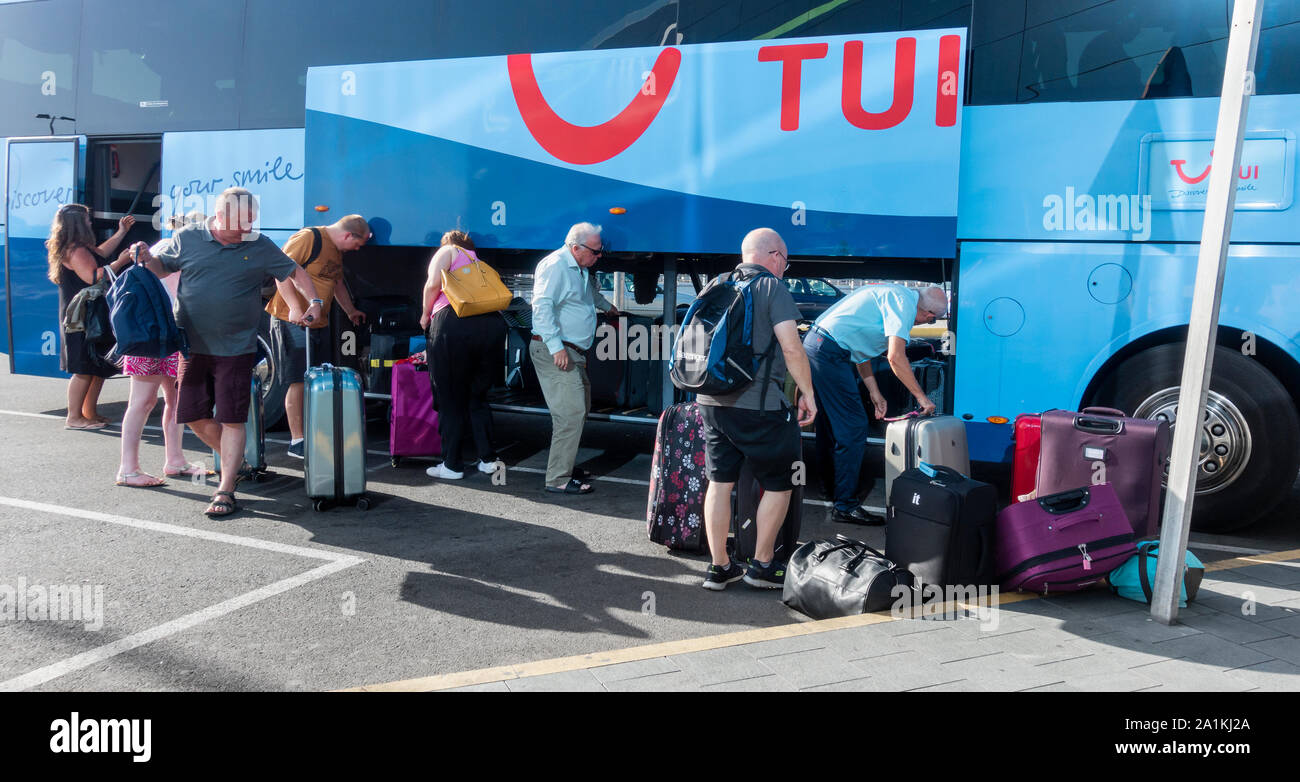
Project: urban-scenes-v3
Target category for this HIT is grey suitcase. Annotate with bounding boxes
[303,326,370,511]
[884,415,970,504]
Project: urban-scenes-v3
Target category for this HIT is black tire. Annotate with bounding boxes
[1092,343,1300,533]
[356,496,371,511]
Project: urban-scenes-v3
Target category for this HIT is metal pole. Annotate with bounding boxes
[661,257,677,414]
[1151,0,1262,625]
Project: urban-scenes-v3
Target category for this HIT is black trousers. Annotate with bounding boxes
[427,306,507,471]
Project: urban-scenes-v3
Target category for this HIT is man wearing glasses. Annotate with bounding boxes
[266,214,372,459]
[530,222,619,495]
[804,283,950,525]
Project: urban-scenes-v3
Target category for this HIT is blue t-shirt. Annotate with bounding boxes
[813,284,918,363]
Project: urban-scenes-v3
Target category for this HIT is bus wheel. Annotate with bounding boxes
[257,320,287,431]
[1096,344,1299,533]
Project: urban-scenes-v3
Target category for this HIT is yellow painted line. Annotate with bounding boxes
[345,547,1300,692]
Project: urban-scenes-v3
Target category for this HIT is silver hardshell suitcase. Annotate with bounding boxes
[884,415,971,504]
[304,364,370,511]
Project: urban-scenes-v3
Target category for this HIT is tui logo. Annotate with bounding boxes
[507,48,681,165]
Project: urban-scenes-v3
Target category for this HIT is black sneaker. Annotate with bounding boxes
[743,559,786,589]
[287,440,304,459]
[702,561,746,591]
[832,506,885,526]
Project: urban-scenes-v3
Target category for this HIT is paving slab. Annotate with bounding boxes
[503,669,607,692]
[1128,659,1258,692]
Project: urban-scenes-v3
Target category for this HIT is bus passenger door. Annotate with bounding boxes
[4,136,85,377]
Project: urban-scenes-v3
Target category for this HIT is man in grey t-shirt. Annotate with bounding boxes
[141,187,321,517]
[697,228,816,593]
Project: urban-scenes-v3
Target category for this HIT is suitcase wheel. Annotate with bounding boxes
[390,456,401,468]
[250,470,268,483]
[312,499,329,513]
[356,495,371,511]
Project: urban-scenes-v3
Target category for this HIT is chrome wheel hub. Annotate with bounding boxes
[1135,387,1252,495]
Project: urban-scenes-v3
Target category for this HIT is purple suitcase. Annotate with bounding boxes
[1036,407,1171,539]
[389,361,441,465]
[996,484,1136,594]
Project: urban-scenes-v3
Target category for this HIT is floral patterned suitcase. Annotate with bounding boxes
[647,402,709,552]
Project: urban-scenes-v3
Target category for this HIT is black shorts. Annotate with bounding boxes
[698,403,801,491]
[270,317,330,381]
[176,352,258,424]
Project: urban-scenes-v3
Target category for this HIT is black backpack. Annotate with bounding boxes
[669,267,776,401]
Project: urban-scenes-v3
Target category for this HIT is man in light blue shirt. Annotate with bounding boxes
[529,222,618,495]
[805,284,949,524]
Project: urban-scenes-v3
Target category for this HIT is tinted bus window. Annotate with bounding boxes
[679,0,969,42]
[970,0,1300,104]
[240,0,683,129]
[75,0,243,133]
[0,0,82,138]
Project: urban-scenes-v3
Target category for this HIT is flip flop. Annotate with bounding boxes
[544,477,594,495]
[164,462,216,478]
[65,421,107,431]
[204,491,238,518]
[115,471,166,488]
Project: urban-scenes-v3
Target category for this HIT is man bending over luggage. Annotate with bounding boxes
[266,215,371,459]
[140,187,322,518]
[530,222,618,496]
[699,228,816,591]
[803,284,948,525]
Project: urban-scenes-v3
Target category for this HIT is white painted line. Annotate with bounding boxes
[0,497,360,563]
[0,409,63,420]
[0,497,365,692]
[0,558,357,692]
[505,465,650,487]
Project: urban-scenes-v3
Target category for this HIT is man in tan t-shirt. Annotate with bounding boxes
[267,214,371,458]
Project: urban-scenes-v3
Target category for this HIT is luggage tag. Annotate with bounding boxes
[1082,446,1107,461]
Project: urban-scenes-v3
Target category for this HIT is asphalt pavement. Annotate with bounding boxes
[1,362,1298,692]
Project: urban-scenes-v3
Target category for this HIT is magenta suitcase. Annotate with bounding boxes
[996,484,1136,594]
[389,361,441,466]
[1036,407,1171,539]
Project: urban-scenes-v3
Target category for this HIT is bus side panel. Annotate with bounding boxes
[1,137,7,357]
[958,96,1300,246]
[160,129,305,235]
[955,241,1300,463]
[304,30,966,255]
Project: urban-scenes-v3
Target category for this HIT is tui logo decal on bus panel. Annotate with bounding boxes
[305,30,965,256]
[1139,132,1295,211]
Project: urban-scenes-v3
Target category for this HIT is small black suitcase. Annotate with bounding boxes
[886,463,997,589]
[732,461,803,564]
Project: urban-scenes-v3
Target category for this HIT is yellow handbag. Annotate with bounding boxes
[441,249,513,317]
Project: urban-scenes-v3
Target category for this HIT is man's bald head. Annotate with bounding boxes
[740,227,788,277]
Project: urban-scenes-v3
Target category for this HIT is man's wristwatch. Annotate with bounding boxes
[310,298,324,306]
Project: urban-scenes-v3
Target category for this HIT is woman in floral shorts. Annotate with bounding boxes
[114,262,207,487]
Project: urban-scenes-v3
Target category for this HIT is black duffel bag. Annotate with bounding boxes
[782,535,915,620]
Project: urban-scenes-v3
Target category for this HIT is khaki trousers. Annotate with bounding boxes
[529,340,591,486]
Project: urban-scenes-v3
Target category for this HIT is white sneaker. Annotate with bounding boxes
[426,463,465,480]
[476,460,502,475]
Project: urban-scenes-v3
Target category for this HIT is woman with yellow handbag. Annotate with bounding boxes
[418,231,510,480]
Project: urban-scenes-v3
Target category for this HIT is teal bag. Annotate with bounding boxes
[1108,541,1205,607]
